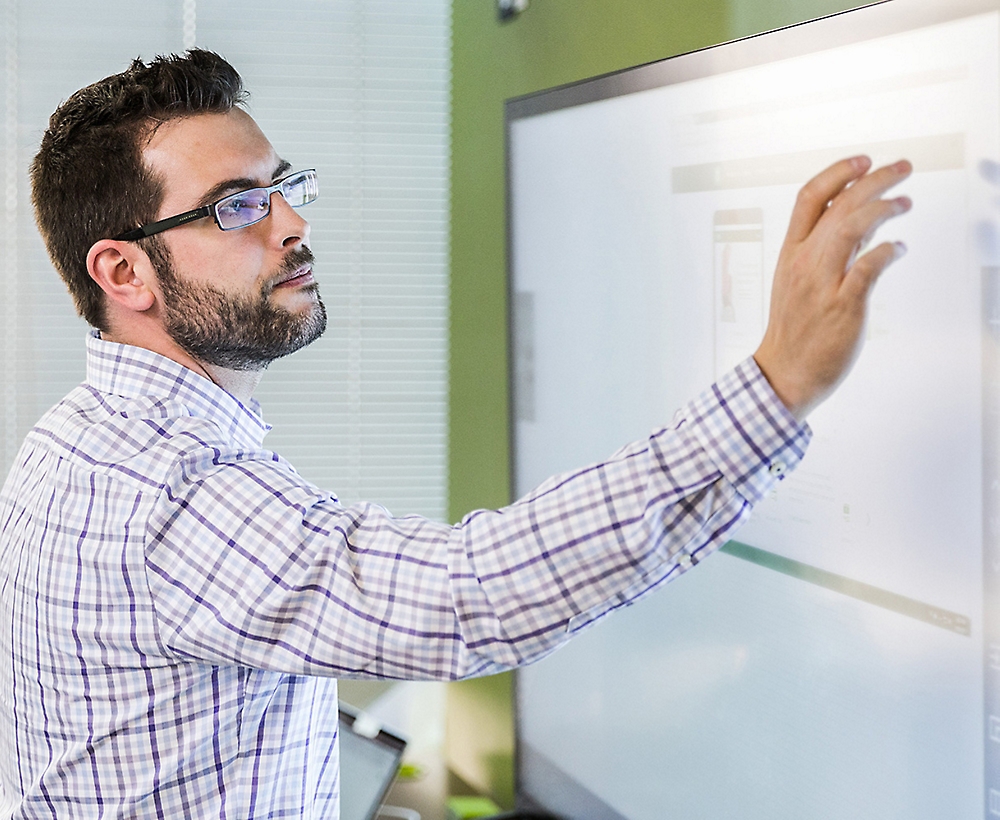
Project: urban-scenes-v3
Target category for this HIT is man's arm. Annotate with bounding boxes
[146,356,806,680]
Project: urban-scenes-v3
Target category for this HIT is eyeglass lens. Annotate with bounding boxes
[215,170,319,230]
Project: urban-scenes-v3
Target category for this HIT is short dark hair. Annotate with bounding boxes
[30,50,248,330]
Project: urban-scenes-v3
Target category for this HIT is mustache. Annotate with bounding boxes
[264,247,316,294]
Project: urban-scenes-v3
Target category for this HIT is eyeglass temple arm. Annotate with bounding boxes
[114,206,213,241]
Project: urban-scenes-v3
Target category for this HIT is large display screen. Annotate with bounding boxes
[508,1,1000,817]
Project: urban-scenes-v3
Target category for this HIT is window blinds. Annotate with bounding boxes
[0,0,450,520]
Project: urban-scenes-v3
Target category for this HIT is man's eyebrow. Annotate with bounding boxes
[196,161,294,207]
[197,177,260,208]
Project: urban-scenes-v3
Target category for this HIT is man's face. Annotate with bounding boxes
[140,109,326,370]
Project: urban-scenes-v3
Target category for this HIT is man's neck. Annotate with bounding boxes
[201,363,264,404]
[98,329,264,404]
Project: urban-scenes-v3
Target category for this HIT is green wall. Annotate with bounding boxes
[730,0,862,38]
[446,0,858,807]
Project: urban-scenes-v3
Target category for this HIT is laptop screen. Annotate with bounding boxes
[339,707,408,820]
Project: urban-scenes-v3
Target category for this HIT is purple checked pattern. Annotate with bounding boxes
[0,330,809,818]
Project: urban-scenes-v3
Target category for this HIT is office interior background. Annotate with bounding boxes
[0,0,862,815]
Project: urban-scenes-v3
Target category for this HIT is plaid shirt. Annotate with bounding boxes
[0,331,808,818]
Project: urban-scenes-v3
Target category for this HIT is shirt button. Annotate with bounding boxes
[678,554,692,570]
[768,461,787,478]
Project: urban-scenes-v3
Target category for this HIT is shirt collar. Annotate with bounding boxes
[85,330,272,450]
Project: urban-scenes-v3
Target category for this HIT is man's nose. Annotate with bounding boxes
[270,191,311,248]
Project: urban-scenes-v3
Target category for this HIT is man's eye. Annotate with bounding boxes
[221,194,268,215]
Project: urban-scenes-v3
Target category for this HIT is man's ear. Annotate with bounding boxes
[86,240,156,313]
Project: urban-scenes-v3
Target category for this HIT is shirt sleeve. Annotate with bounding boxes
[144,357,810,680]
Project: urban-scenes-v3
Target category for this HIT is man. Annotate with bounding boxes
[0,50,910,817]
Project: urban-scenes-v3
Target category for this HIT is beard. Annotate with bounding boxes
[150,243,328,371]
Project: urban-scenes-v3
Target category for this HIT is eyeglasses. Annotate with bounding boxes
[114,169,319,241]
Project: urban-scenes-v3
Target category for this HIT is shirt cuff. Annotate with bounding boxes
[676,356,812,505]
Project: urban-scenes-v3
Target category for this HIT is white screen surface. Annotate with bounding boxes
[510,3,1000,818]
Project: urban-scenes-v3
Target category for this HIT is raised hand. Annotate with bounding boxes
[754,156,912,420]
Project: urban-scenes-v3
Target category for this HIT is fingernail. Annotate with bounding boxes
[894,241,908,259]
[894,196,912,213]
[893,159,912,174]
[853,155,872,171]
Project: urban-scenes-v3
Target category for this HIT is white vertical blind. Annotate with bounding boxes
[3,0,19,470]
[0,0,450,521]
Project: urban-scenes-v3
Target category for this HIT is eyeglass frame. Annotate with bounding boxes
[113,168,318,241]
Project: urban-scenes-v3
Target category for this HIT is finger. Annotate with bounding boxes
[841,240,907,302]
[825,195,912,266]
[785,155,872,244]
[825,159,912,216]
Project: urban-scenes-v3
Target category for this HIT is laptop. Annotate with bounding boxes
[339,706,409,820]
